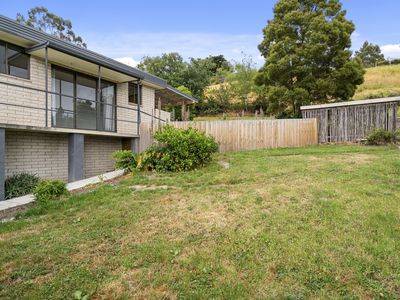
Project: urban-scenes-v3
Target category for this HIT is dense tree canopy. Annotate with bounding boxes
[355,41,386,68]
[137,53,187,88]
[16,6,87,48]
[256,0,365,116]
[138,53,231,99]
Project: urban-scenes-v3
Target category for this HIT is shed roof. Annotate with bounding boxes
[300,96,400,111]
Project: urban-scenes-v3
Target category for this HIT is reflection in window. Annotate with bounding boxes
[52,69,74,128]
[98,81,115,131]
[51,67,116,132]
[76,75,97,130]
[0,40,29,79]
[128,82,141,105]
[0,41,6,74]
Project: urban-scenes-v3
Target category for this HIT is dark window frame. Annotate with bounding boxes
[128,82,142,105]
[0,40,30,80]
[51,65,117,132]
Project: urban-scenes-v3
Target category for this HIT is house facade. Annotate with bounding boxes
[0,16,197,200]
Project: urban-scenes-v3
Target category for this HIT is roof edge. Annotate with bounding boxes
[300,96,400,110]
[166,86,199,103]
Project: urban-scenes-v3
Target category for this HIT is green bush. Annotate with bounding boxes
[137,125,219,172]
[112,150,137,172]
[5,173,40,199]
[366,128,396,145]
[33,180,69,202]
[136,145,164,171]
[395,128,400,142]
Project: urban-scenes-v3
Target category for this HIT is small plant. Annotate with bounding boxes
[73,291,88,300]
[112,150,137,172]
[33,180,69,202]
[5,173,40,199]
[366,128,396,145]
[395,128,400,143]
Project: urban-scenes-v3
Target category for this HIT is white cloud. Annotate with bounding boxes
[84,32,264,67]
[114,57,139,67]
[380,44,400,59]
[350,31,363,51]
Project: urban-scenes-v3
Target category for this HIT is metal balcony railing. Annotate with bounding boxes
[0,80,166,136]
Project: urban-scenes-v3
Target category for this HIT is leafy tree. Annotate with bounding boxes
[256,0,365,117]
[181,58,215,99]
[226,54,260,111]
[137,53,187,88]
[16,6,87,48]
[355,41,386,67]
[204,55,232,74]
[203,84,234,114]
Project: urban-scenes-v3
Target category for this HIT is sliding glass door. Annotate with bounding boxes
[98,81,116,131]
[51,67,116,132]
[76,75,97,130]
[52,68,74,128]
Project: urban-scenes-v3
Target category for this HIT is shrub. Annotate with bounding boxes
[136,145,164,171]
[137,125,219,172]
[33,180,69,202]
[366,128,396,145]
[395,128,400,143]
[112,150,137,172]
[4,173,40,199]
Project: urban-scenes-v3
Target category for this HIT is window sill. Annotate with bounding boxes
[0,72,32,83]
[128,102,143,107]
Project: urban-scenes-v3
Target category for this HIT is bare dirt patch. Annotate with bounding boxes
[130,185,170,192]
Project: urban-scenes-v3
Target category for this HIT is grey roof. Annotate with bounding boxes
[0,15,167,87]
[300,96,400,110]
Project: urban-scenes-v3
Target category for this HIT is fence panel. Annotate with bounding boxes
[140,119,318,152]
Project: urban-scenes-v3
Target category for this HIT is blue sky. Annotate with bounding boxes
[2,1,400,67]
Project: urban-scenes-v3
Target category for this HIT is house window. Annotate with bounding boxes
[0,40,30,79]
[128,82,142,105]
[51,66,116,132]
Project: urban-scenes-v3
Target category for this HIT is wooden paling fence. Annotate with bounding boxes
[140,119,318,152]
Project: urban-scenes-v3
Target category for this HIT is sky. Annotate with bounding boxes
[2,1,400,68]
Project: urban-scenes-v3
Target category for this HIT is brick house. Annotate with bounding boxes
[0,15,197,200]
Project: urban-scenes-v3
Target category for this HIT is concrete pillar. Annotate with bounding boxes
[0,128,5,200]
[68,133,84,182]
[131,137,140,154]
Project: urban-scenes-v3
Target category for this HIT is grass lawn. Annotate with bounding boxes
[1,145,399,299]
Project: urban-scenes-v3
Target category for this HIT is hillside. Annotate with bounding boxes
[354,64,400,100]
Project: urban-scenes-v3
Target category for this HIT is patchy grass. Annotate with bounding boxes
[1,145,400,299]
[354,64,400,100]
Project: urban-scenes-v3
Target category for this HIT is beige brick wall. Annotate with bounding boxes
[84,135,122,178]
[4,130,124,182]
[5,130,69,181]
[0,56,51,127]
[116,83,171,135]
